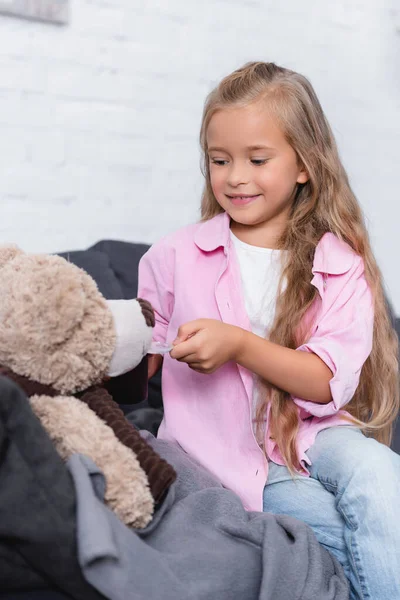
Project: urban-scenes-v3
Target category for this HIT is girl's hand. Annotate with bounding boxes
[170,319,243,373]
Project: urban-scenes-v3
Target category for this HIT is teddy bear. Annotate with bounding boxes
[0,244,176,529]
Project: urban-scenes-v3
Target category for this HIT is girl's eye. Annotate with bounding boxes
[210,158,229,166]
[251,159,268,166]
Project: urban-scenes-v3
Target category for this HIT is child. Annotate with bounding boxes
[138,62,400,599]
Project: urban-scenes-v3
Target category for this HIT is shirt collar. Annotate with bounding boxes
[194,212,230,252]
[194,213,355,275]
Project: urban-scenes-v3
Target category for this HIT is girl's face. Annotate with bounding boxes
[207,102,308,246]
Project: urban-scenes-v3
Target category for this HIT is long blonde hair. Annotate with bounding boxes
[199,62,399,472]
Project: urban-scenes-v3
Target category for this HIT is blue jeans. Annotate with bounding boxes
[263,427,400,600]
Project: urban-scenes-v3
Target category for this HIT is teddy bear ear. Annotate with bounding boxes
[0,245,24,269]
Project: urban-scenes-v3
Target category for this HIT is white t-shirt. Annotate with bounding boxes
[230,232,283,440]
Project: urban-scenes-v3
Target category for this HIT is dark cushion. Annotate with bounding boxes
[391,319,400,454]
[393,421,400,454]
[57,249,123,300]
[0,592,71,600]
[88,240,150,300]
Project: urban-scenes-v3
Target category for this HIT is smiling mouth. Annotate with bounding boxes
[227,194,261,205]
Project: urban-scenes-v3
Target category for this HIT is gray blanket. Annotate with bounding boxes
[68,432,349,600]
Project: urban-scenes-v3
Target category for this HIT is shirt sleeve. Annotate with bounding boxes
[293,255,374,418]
[137,238,175,344]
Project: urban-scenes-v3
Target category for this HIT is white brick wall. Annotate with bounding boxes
[0,0,399,309]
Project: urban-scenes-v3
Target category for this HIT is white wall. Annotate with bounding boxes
[0,0,399,309]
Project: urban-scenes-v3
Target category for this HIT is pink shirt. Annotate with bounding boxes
[138,212,374,511]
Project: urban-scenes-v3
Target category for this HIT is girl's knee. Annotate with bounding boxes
[263,473,334,514]
[309,427,400,493]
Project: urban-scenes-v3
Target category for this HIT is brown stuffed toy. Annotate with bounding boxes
[0,245,176,529]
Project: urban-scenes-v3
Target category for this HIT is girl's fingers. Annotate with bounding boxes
[176,353,198,364]
[188,363,205,372]
[173,321,204,345]
[170,339,198,360]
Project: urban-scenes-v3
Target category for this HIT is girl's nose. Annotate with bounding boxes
[227,162,250,187]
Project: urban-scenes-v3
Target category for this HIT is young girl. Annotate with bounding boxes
[138,62,400,599]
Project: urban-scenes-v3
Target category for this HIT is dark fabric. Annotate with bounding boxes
[68,438,349,600]
[0,376,105,600]
[0,592,71,600]
[393,420,400,455]
[58,249,123,300]
[147,371,162,410]
[392,319,400,454]
[126,406,164,437]
[393,317,400,340]
[88,239,150,300]
[104,356,149,406]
